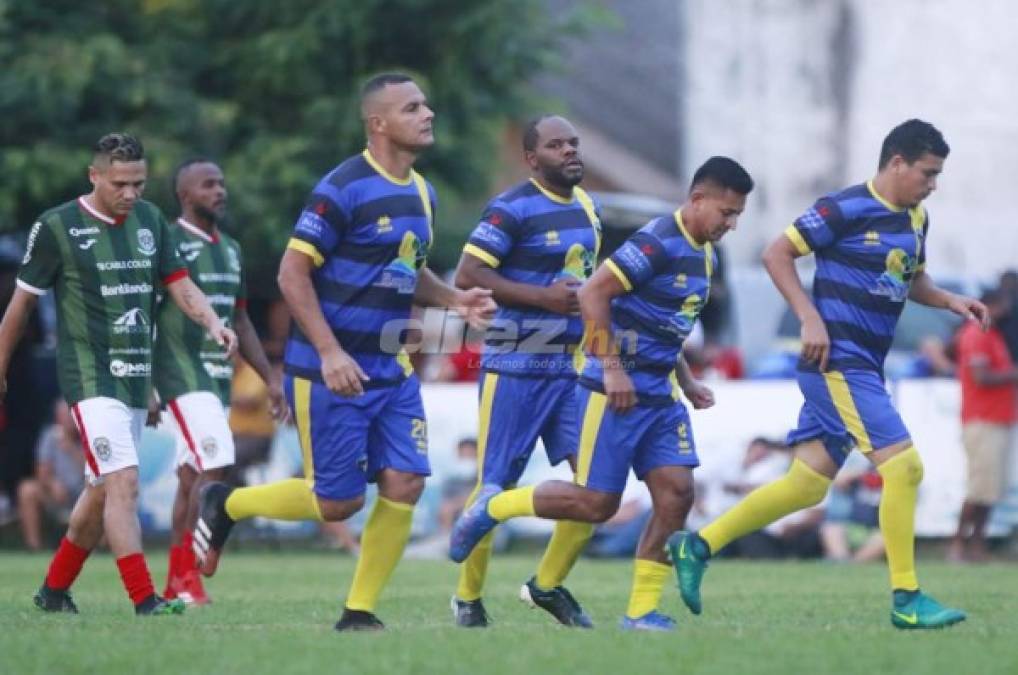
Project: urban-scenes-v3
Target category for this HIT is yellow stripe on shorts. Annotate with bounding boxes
[294,377,316,486]
[575,391,608,486]
[823,370,873,452]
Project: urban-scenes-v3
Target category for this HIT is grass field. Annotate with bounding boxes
[1,551,1016,674]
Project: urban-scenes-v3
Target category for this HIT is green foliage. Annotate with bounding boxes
[0,0,601,288]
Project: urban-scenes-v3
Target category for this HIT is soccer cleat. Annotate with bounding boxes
[451,596,491,628]
[448,484,502,563]
[165,570,210,605]
[519,576,594,628]
[334,608,385,632]
[135,595,186,616]
[669,531,708,615]
[890,591,966,630]
[33,585,79,614]
[193,482,235,577]
[620,610,677,632]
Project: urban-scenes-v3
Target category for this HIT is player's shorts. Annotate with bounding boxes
[786,368,910,467]
[573,384,699,494]
[962,421,1012,504]
[166,391,235,472]
[285,373,431,501]
[475,372,578,488]
[68,396,147,485]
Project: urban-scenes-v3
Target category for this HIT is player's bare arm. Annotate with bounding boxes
[0,287,40,400]
[908,269,990,330]
[414,266,496,330]
[277,247,368,397]
[675,355,714,410]
[762,234,830,371]
[577,265,634,412]
[455,252,579,315]
[234,305,287,421]
[166,276,238,356]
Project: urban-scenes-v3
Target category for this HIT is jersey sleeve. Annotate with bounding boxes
[916,208,929,272]
[784,197,851,255]
[287,187,350,267]
[235,243,248,310]
[462,200,522,268]
[157,212,188,285]
[605,231,669,292]
[16,221,61,295]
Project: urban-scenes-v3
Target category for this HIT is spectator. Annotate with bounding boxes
[819,452,885,562]
[17,401,85,551]
[996,270,1018,360]
[948,288,1017,562]
[227,357,278,486]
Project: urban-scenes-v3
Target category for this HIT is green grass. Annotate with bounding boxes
[1,551,1016,674]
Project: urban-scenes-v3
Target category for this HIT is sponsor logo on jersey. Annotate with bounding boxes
[96,259,152,271]
[201,437,218,458]
[203,361,233,379]
[137,228,156,256]
[93,437,113,461]
[198,272,240,284]
[109,359,151,378]
[184,250,201,262]
[22,222,42,264]
[79,239,98,250]
[376,215,392,234]
[206,293,236,306]
[69,226,101,237]
[101,282,153,297]
[112,307,150,334]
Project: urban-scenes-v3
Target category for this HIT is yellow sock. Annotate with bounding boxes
[224,478,323,521]
[877,446,922,591]
[455,530,495,601]
[345,497,414,612]
[701,458,830,554]
[487,485,536,521]
[535,521,594,589]
[625,559,670,618]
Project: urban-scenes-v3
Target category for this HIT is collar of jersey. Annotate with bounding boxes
[529,178,574,205]
[78,196,126,226]
[674,210,705,250]
[362,148,414,186]
[177,217,219,243]
[866,180,904,213]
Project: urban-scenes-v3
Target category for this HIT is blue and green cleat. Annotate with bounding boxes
[668,531,709,615]
[891,590,966,630]
[449,484,501,563]
[620,610,676,632]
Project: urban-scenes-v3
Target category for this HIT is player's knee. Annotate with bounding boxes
[878,446,923,487]
[318,495,365,522]
[17,479,41,503]
[378,471,426,505]
[585,492,621,523]
[788,459,830,507]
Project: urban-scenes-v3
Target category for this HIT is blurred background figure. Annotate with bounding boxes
[819,452,885,563]
[228,357,279,486]
[17,401,84,552]
[949,288,1017,562]
[404,437,479,559]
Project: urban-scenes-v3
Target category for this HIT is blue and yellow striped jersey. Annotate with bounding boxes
[580,211,714,405]
[463,179,601,377]
[283,149,435,387]
[785,180,928,373]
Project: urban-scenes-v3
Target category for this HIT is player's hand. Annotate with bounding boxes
[800,313,831,372]
[267,376,290,423]
[947,294,990,331]
[454,287,497,330]
[321,346,370,397]
[145,398,161,428]
[603,361,636,413]
[211,324,238,358]
[682,381,715,410]
[541,278,582,315]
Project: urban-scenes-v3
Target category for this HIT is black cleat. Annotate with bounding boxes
[334,608,385,632]
[33,585,78,614]
[451,596,491,628]
[135,594,186,616]
[193,482,235,577]
[519,576,593,628]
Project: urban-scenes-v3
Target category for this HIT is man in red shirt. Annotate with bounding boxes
[949,288,1017,562]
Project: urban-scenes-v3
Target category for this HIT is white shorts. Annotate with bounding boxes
[167,391,235,472]
[69,397,147,485]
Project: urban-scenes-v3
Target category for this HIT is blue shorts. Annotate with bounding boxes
[786,368,910,467]
[574,384,699,494]
[284,374,431,501]
[476,372,578,487]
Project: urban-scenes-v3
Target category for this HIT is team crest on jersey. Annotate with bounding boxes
[864,231,880,246]
[376,231,425,294]
[545,230,560,246]
[93,437,113,461]
[870,247,914,303]
[376,215,392,234]
[137,228,156,256]
[674,273,687,288]
[201,437,218,458]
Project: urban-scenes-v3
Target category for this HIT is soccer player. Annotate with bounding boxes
[450,115,602,628]
[0,132,237,616]
[451,157,754,631]
[154,159,286,605]
[191,73,496,631]
[673,119,985,630]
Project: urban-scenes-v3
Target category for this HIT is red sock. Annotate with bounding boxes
[116,553,156,605]
[44,537,91,591]
[180,531,197,571]
[166,544,181,579]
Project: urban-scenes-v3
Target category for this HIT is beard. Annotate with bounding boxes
[195,203,226,225]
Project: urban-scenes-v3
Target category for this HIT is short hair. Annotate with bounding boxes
[690,156,754,195]
[361,72,414,102]
[171,156,216,205]
[879,119,949,169]
[522,115,555,152]
[93,132,144,164]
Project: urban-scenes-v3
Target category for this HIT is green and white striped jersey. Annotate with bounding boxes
[16,197,187,407]
[153,219,246,405]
